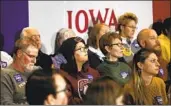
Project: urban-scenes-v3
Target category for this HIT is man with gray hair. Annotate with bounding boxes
[1,37,39,104]
[20,27,53,72]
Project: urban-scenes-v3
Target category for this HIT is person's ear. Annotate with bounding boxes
[105,46,110,54]
[139,40,145,48]
[45,94,56,105]
[16,49,23,58]
[120,25,125,31]
[137,62,143,70]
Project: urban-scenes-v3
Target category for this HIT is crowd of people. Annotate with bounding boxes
[0,12,170,105]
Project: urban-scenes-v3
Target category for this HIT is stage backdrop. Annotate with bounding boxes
[2,1,154,54]
[28,1,153,54]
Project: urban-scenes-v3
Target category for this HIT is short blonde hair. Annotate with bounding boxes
[117,12,138,32]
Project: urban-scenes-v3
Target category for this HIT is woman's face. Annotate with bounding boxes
[122,20,137,39]
[74,42,88,64]
[107,38,124,59]
[138,53,160,76]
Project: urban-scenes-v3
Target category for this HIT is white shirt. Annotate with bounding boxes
[1,51,13,69]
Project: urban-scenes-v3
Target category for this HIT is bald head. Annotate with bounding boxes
[137,28,161,54]
[138,29,155,43]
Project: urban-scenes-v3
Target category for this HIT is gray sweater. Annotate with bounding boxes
[0,66,29,105]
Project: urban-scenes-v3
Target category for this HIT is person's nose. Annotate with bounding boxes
[31,58,37,64]
[156,61,160,67]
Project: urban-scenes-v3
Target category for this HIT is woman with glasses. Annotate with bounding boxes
[117,12,140,65]
[58,37,100,105]
[97,32,132,86]
[124,48,168,105]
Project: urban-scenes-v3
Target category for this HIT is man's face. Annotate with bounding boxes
[19,45,38,72]
[144,30,161,53]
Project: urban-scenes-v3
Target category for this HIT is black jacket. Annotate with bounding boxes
[35,51,53,71]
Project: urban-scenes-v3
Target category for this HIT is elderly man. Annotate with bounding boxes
[137,28,168,81]
[20,27,53,71]
[1,37,39,104]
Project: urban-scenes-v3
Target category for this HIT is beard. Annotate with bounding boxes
[24,64,35,72]
[24,64,42,72]
[153,45,161,56]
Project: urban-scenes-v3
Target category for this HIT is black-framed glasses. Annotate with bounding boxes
[110,43,124,47]
[75,46,88,52]
[21,49,37,60]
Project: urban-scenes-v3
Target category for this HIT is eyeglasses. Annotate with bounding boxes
[110,43,124,47]
[21,49,37,60]
[75,46,88,52]
[123,25,137,30]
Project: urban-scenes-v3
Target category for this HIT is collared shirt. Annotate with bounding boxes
[88,46,105,61]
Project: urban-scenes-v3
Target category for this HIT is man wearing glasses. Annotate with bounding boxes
[20,27,53,72]
[1,37,39,105]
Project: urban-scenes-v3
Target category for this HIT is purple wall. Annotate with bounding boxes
[1,0,29,54]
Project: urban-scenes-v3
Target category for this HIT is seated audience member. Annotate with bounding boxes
[125,48,168,105]
[0,37,39,105]
[0,33,13,69]
[97,32,132,86]
[117,12,140,64]
[137,28,168,81]
[87,23,110,69]
[58,37,100,104]
[51,28,76,70]
[20,27,53,71]
[83,76,125,105]
[26,69,68,105]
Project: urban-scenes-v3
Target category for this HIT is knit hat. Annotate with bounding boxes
[58,37,85,74]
